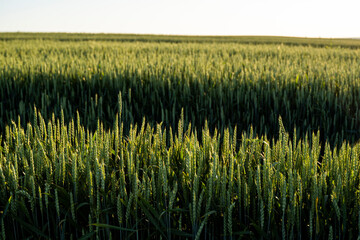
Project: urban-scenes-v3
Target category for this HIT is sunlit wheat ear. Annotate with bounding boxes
[169,182,178,210]
[260,199,265,232]
[125,193,134,225]
[72,152,77,199]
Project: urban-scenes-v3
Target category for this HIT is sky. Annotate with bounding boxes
[0,0,359,38]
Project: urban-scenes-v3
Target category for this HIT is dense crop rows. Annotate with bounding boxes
[1,105,360,239]
[1,39,360,145]
[1,34,360,239]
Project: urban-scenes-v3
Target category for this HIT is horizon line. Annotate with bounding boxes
[1,31,359,40]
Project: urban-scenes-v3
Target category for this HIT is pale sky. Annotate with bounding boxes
[0,0,359,38]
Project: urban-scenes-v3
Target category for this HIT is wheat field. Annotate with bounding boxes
[1,33,360,239]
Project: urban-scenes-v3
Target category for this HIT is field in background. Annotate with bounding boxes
[2,32,360,49]
[1,33,360,239]
[1,36,360,144]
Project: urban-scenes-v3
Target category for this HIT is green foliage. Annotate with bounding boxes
[0,35,360,145]
[0,110,359,239]
[1,33,360,239]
